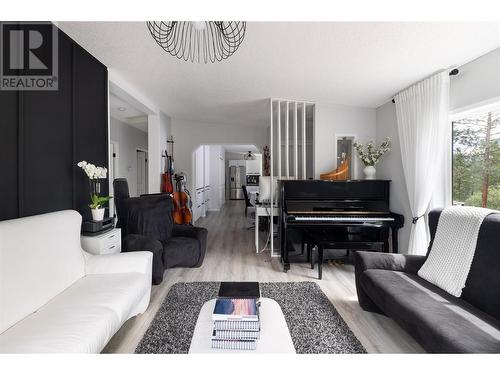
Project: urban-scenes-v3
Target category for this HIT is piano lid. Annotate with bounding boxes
[280,179,391,201]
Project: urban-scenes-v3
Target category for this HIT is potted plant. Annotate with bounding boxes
[77,161,112,221]
[353,137,391,179]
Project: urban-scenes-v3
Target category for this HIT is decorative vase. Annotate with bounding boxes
[91,207,105,221]
[363,165,376,180]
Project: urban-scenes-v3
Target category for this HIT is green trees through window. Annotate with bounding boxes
[453,108,500,210]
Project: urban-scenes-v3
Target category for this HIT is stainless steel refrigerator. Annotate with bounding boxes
[229,166,246,200]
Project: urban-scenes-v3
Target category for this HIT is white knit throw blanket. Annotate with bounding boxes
[418,206,494,297]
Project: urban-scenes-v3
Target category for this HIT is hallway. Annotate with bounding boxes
[104,200,423,353]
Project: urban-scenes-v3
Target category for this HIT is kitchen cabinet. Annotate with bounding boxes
[245,156,262,175]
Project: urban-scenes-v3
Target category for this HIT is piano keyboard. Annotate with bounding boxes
[292,215,394,222]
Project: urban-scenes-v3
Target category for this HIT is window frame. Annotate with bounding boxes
[450,98,500,208]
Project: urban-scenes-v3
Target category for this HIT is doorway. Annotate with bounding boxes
[109,142,120,217]
[137,149,148,196]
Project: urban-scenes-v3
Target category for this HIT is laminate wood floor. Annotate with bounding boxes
[103,200,424,354]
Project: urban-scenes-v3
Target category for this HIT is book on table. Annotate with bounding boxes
[212,298,259,321]
[211,296,260,350]
[211,339,257,350]
[212,282,261,350]
[212,329,260,340]
[213,320,260,332]
[218,282,260,299]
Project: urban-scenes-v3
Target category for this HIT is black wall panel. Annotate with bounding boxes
[0,91,19,220]
[0,25,108,222]
[22,33,74,217]
[74,45,109,221]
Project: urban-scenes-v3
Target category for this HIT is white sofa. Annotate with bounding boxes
[0,210,152,353]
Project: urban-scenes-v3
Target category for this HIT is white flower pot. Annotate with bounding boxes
[91,208,105,221]
[363,165,376,180]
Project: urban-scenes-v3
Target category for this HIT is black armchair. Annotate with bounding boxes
[113,179,208,285]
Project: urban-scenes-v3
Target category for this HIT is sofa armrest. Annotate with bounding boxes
[122,234,165,285]
[355,251,426,275]
[354,251,426,314]
[84,251,152,276]
[172,224,207,239]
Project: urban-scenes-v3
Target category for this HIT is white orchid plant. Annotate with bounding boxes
[77,161,112,209]
[353,137,391,167]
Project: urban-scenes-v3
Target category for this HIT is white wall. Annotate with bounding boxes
[376,102,412,252]
[159,112,172,156]
[147,112,172,193]
[376,47,500,253]
[171,119,268,198]
[314,103,377,179]
[110,118,148,197]
[209,146,225,211]
[109,71,172,194]
[450,48,500,111]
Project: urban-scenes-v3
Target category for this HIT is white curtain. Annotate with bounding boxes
[395,71,450,255]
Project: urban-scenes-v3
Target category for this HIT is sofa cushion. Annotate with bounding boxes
[162,236,200,268]
[127,196,174,241]
[418,206,493,297]
[360,269,500,353]
[426,210,500,321]
[0,210,85,334]
[0,272,148,353]
[460,213,500,322]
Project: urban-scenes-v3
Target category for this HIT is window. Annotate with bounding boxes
[452,106,500,209]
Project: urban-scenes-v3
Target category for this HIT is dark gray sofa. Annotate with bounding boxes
[355,208,500,353]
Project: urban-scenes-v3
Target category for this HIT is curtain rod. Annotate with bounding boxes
[391,69,459,103]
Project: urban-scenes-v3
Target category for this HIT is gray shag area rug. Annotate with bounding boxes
[135,281,366,354]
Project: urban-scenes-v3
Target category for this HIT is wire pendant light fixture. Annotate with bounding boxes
[244,151,256,160]
[146,21,247,63]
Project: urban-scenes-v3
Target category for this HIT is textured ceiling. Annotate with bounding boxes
[58,22,500,127]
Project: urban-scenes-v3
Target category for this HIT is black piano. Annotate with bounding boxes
[279,179,404,279]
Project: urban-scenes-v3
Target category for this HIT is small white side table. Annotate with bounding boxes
[81,228,121,255]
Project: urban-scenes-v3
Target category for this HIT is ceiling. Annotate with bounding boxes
[59,22,500,127]
[109,93,148,132]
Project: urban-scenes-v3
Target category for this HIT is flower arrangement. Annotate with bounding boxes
[77,161,112,218]
[77,161,107,180]
[353,137,391,167]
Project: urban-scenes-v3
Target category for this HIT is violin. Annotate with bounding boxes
[172,191,193,225]
[172,174,193,225]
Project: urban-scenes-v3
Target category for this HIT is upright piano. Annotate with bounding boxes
[279,180,404,279]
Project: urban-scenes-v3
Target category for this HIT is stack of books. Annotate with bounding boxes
[211,282,260,350]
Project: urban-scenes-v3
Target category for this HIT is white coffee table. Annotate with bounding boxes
[188,298,295,353]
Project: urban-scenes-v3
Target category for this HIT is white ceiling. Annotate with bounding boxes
[109,93,148,132]
[59,22,500,127]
